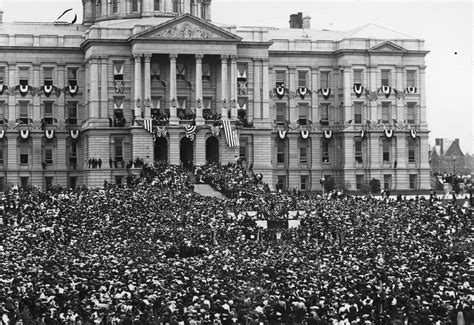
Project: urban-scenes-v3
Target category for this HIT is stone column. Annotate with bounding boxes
[395,66,404,122]
[368,66,377,121]
[169,53,178,124]
[100,58,108,119]
[197,0,202,18]
[89,58,100,120]
[230,55,237,120]
[289,67,297,123]
[133,54,142,120]
[144,54,152,119]
[261,59,270,120]
[33,65,40,122]
[253,59,261,120]
[8,65,15,121]
[419,66,427,125]
[343,67,352,123]
[57,65,65,122]
[311,67,319,124]
[195,54,204,125]
[220,55,228,120]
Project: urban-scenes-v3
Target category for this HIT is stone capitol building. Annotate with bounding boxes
[0,0,430,191]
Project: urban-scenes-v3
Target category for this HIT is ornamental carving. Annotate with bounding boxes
[151,22,222,39]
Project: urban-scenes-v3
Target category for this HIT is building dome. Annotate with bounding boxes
[82,0,212,24]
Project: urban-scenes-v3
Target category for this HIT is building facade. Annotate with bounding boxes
[0,0,430,191]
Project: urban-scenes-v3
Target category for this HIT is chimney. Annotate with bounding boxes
[289,12,303,29]
[302,15,311,29]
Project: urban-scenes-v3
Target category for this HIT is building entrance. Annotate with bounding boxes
[154,137,168,162]
[180,137,194,169]
[205,136,219,163]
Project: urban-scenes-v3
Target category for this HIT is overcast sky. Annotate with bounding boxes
[1,0,472,154]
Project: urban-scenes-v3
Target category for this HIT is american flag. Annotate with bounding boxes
[143,119,154,133]
[366,89,378,102]
[222,120,237,147]
[393,88,405,100]
[185,125,196,141]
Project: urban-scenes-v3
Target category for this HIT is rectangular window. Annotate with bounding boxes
[112,0,119,13]
[67,102,78,125]
[45,177,53,189]
[0,101,5,124]
[409,174,417,189]
[154,0,160,10]
[298,70,307,87]
[275,70,286,87]
[202,63,211,81]
[408,139,416,163]
[43,101,54,125]
[114,138,123,162]
[353,69,363,84]
[0,67,5,85]
[20,141,28,164]
[406,70,416,87]
[115,176,123,185]
[356,175,364,190]
[0,142,3,164]
[354,102,362,124]
[20,177,29,190]
[239,141,247,163]
[131,0,138,12]
[0,177,4,192]
[299,145,307,164]
[45,146,53,164]
[176,63,186,81]
[19,101,29,124]
[277,140,285,164]
[298,103,309,125]
[19,67,29,85]
[383,174,392,190]
[322,140,329,163]
[277,175,286,192]
[43,67,53,86]
[381,70,390,87]
[69,141,77,165]
[383,139,390,162]
[300,175,308,191]
[355,139,363,163]
[68,68,78,85]
[407,102,416,124]
[320,71,329,88]
[276,103,286,124]
[320,103,329,125]
[382,102,390,123]
[69,177,77,189]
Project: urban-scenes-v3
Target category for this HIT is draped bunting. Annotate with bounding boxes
[237,66,247,79]
[275,85,286,99]
[70,130,80,139]
[0,130,4,139]
[323,130,333,139]
[278,130,287,140]
[360,129,367,140]
[45,129,55,139]
[68,82,79,97]
[156,126,168,138]
[43,85,54,97]
[20,130,30,139]
[297,87,310,99]
[320,88,331,99]
[19,84,30,97]
[384,129,394,139]
[185,125,197,141]
[114,62,124,94]
[353,83,363,97]
[0,85,7,95]
[113,98,124,110]
[143,119,154,134]
[410,129,417,139]
[380,86,391,98]
[301,130,310,139]
[222,120,238,147]
[405,86,417,94]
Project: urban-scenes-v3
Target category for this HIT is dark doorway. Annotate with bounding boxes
[206,136,219,163]
[180,137,194,169]
[154,137,168,162]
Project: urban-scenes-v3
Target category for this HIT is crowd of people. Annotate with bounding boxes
[0,162,472,325]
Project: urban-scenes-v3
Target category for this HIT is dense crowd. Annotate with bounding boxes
[0,162,472,325]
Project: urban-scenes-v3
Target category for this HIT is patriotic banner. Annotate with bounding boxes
[19,84,29,97]
[0,85,7,95]
[68,82,78,96]
[297,87,310,99]
[353,83,363,97]
[210,125,222,137]
[301,130,310,139]
[323,130,333,139]
[410,129,417,139]
[393,88,405,100]
[70,129,80,139]
[143,119,154,134]
[380,86,391,98]
[45,129,55,139]
[278,130,287,140]
[114,62,124,94]
[222,120,238,147]
[360,129,367,140]
[114,80,124,94]
[0,130,4,139]
[43,85,53,97]
[384,129,394,139]
[320,88,331,99]
[232,129,240,147]
[156,126,168,138]
[275,85,286,99]
[365,89,378,102]
[405,86,417,94]
[185,125,197,141]
[20,130,30,139]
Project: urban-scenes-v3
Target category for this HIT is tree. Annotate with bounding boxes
[369,178,381,194]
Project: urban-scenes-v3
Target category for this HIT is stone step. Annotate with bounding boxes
[193,184,225,199]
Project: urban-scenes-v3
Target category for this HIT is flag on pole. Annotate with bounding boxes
[143,119,154,133]
[222,120,238,147]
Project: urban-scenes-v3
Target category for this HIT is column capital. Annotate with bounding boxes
[195,54,204,60]
[169,53,178,60]
[133,53,142,61]
[144,54,152,60]
[88,57,100,64]
[221,55,229,61]
[230,55,237,61]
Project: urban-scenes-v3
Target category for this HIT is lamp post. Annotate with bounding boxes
[320,176,326,198]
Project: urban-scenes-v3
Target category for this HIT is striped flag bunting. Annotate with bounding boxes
[0,130,4,139]
[323,130,333,139]
[360,129,367,140]
[384,129,394,139]
[20,130,30,139]
[301,130,310,139]
[222,120,238,147]
[380,86,391,98]
[232,130,240,147]
[278,130,287,140]
[143,119,154,134]
[410,129,417,139]
[70,130,80,139]
[405,86,417,94]
[320,88,331,99]
[185,125,197,141]
[353,83,363,97]
[45,129,55,139]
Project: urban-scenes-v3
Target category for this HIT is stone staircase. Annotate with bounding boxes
[193,184,226,199]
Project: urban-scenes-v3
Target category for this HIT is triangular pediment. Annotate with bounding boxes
[131,14,242,42]
[368,41,407,53]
